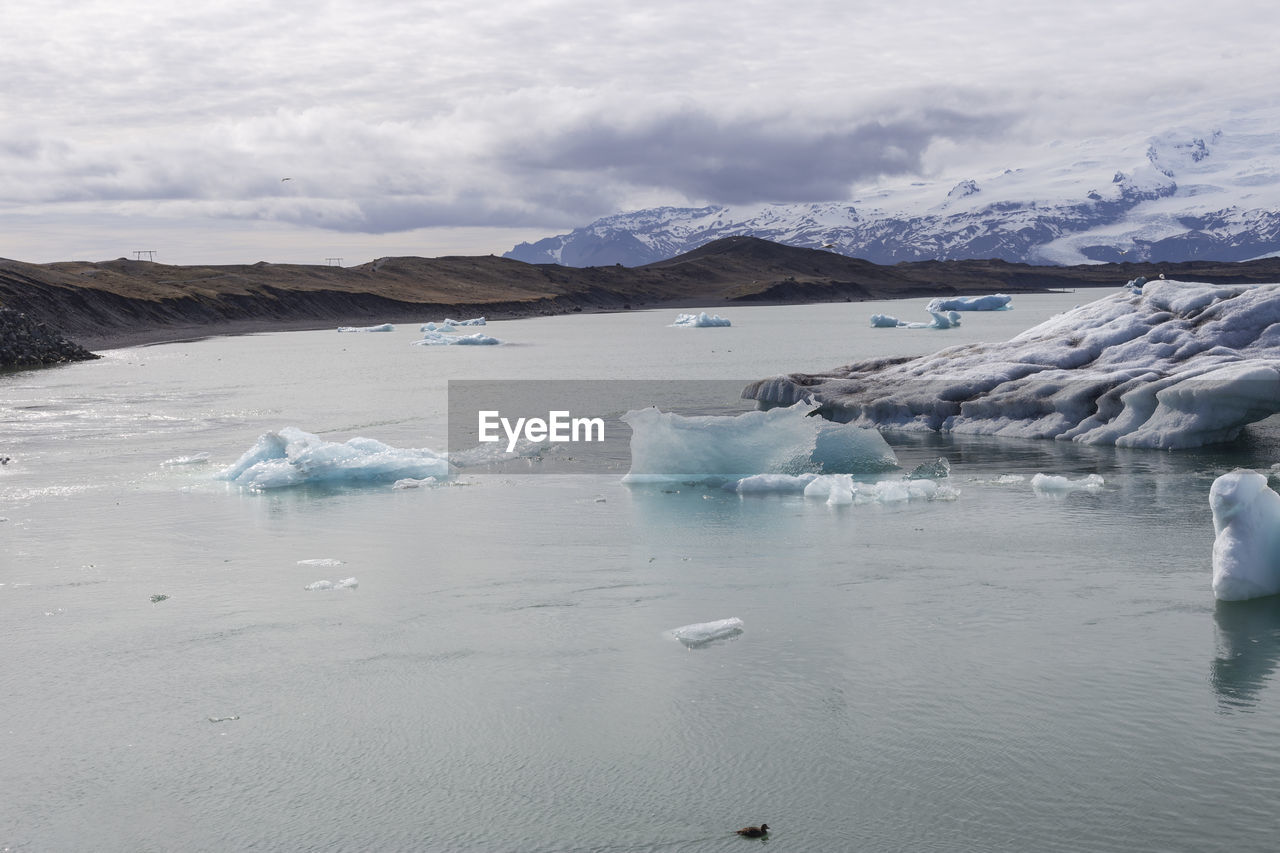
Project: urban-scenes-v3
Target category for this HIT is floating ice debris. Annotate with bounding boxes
[729,472,820,494]
[747,281,1280,450]
[412,331,502,346]
[1030,473,1105,494]
[973,473,1028,485]
[305,577,358,591]
[216,427,450,489]
[337,323,394,332]
[1210,469,1280,601]
[869,310,961,329]
[667,617,744,647]
[908,457,951,480]
[803,475,958,504]
[925,294,1012,312]
[672,312,731,327]
[150,594,169,603]
[421,317,486,330]
[161,452,210,467]
[621,401,897,484]
[297,558,344,567]
[208,715,240,723]
[392,476,442,489]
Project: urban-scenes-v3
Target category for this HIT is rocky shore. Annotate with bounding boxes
[0,307,99,369]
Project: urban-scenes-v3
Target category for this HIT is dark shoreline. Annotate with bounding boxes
[7,235,1280,360]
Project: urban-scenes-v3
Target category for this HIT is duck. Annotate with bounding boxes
[736,823,769,838]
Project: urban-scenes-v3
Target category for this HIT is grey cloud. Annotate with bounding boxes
[507,106,1016,204]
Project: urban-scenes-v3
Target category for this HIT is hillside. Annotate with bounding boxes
[5,237,1280,353]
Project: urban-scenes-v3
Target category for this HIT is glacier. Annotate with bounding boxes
[621,400,897,484]
[672,312,731,327]
[1210,470,1280,601]
[216,427,451,489]
[666,617,744,648]
[746,280,1280,450]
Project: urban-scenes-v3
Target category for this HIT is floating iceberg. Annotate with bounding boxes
[412,331,501,346]
[672,312,731,327]
[1210,470,1280,601]
[297,558,344,567]
[908,457,951,480]
[926,294,1012,312]
[748,281,1280,449]
[420,317,486,331]
[666,617,744,647]
[868,309,961,329]
[216,427,450,489]
[337,324,394,332]
[305,577,358,591]
[621,400,897,484]
[1030,473,1105,494]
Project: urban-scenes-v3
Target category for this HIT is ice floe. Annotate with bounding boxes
[672,312,731,327]
[869,309,962,329]
[666,617,744,647]
[621,400,897,484]
[305,577,358,591]
[1030,473,1105,494]
[926,294,1012,312]
[421,317,486,330]
[1210,469,1280,601]
[748,280,1280,449]
[337,323,394,332]
[217,427,450,489]
[297,558,345,567]
[411,331,501,346]
[726,472,958,504]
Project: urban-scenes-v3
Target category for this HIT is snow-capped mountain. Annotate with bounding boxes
[506,116,1280,267]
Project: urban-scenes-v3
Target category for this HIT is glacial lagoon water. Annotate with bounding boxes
[3,292,1280,852]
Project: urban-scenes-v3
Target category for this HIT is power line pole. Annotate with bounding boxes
[325,257,343,267]
[133,250,156,261]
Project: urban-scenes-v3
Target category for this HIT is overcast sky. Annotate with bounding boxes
[2,0,1277,265]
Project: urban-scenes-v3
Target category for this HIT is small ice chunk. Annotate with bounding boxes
[729,473,820,494]
[421,317,486,330]
[305,577,358,591]
[870,313,904,328]
[393,477,441,489]
[208,715,240,723]
[297,558,344,567]
[161,452,211,467]
[907,457,951,480]
[667,617,744,647]
[672,312,731,327]
[1031,473,1105,494]
[337,323,394,332]
[1210,469,1280,601]
[869,310,961,329]
[216,427,450,489]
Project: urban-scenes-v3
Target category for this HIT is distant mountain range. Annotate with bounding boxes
[506,114,1280,267]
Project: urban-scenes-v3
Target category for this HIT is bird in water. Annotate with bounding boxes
[736,823,769,838]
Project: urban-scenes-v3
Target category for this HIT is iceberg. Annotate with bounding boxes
[621,400,897,484]
[1030,473,1105,494]
[305,577,358,591]
[747,280,1280,449]
[297,558,344,567]
[868,309,961,329]
[216,427,450,489]
[337,323,394,332]
[412,331,501,346]
[1210,470,1280,601]
[672,312,731,327]
[161,452,210,466]
[420,317,486,331]
[666,617,744,647]
[925,294,1012,312]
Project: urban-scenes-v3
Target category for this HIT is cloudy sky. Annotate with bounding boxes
[2,0,1277,265]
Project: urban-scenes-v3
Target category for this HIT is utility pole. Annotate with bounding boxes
[325,258,343,267]
[133,250,156,261]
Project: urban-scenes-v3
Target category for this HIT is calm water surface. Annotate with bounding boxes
[3,293,1280,852]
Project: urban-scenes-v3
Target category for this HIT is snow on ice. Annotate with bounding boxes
[748,281,1280,449]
